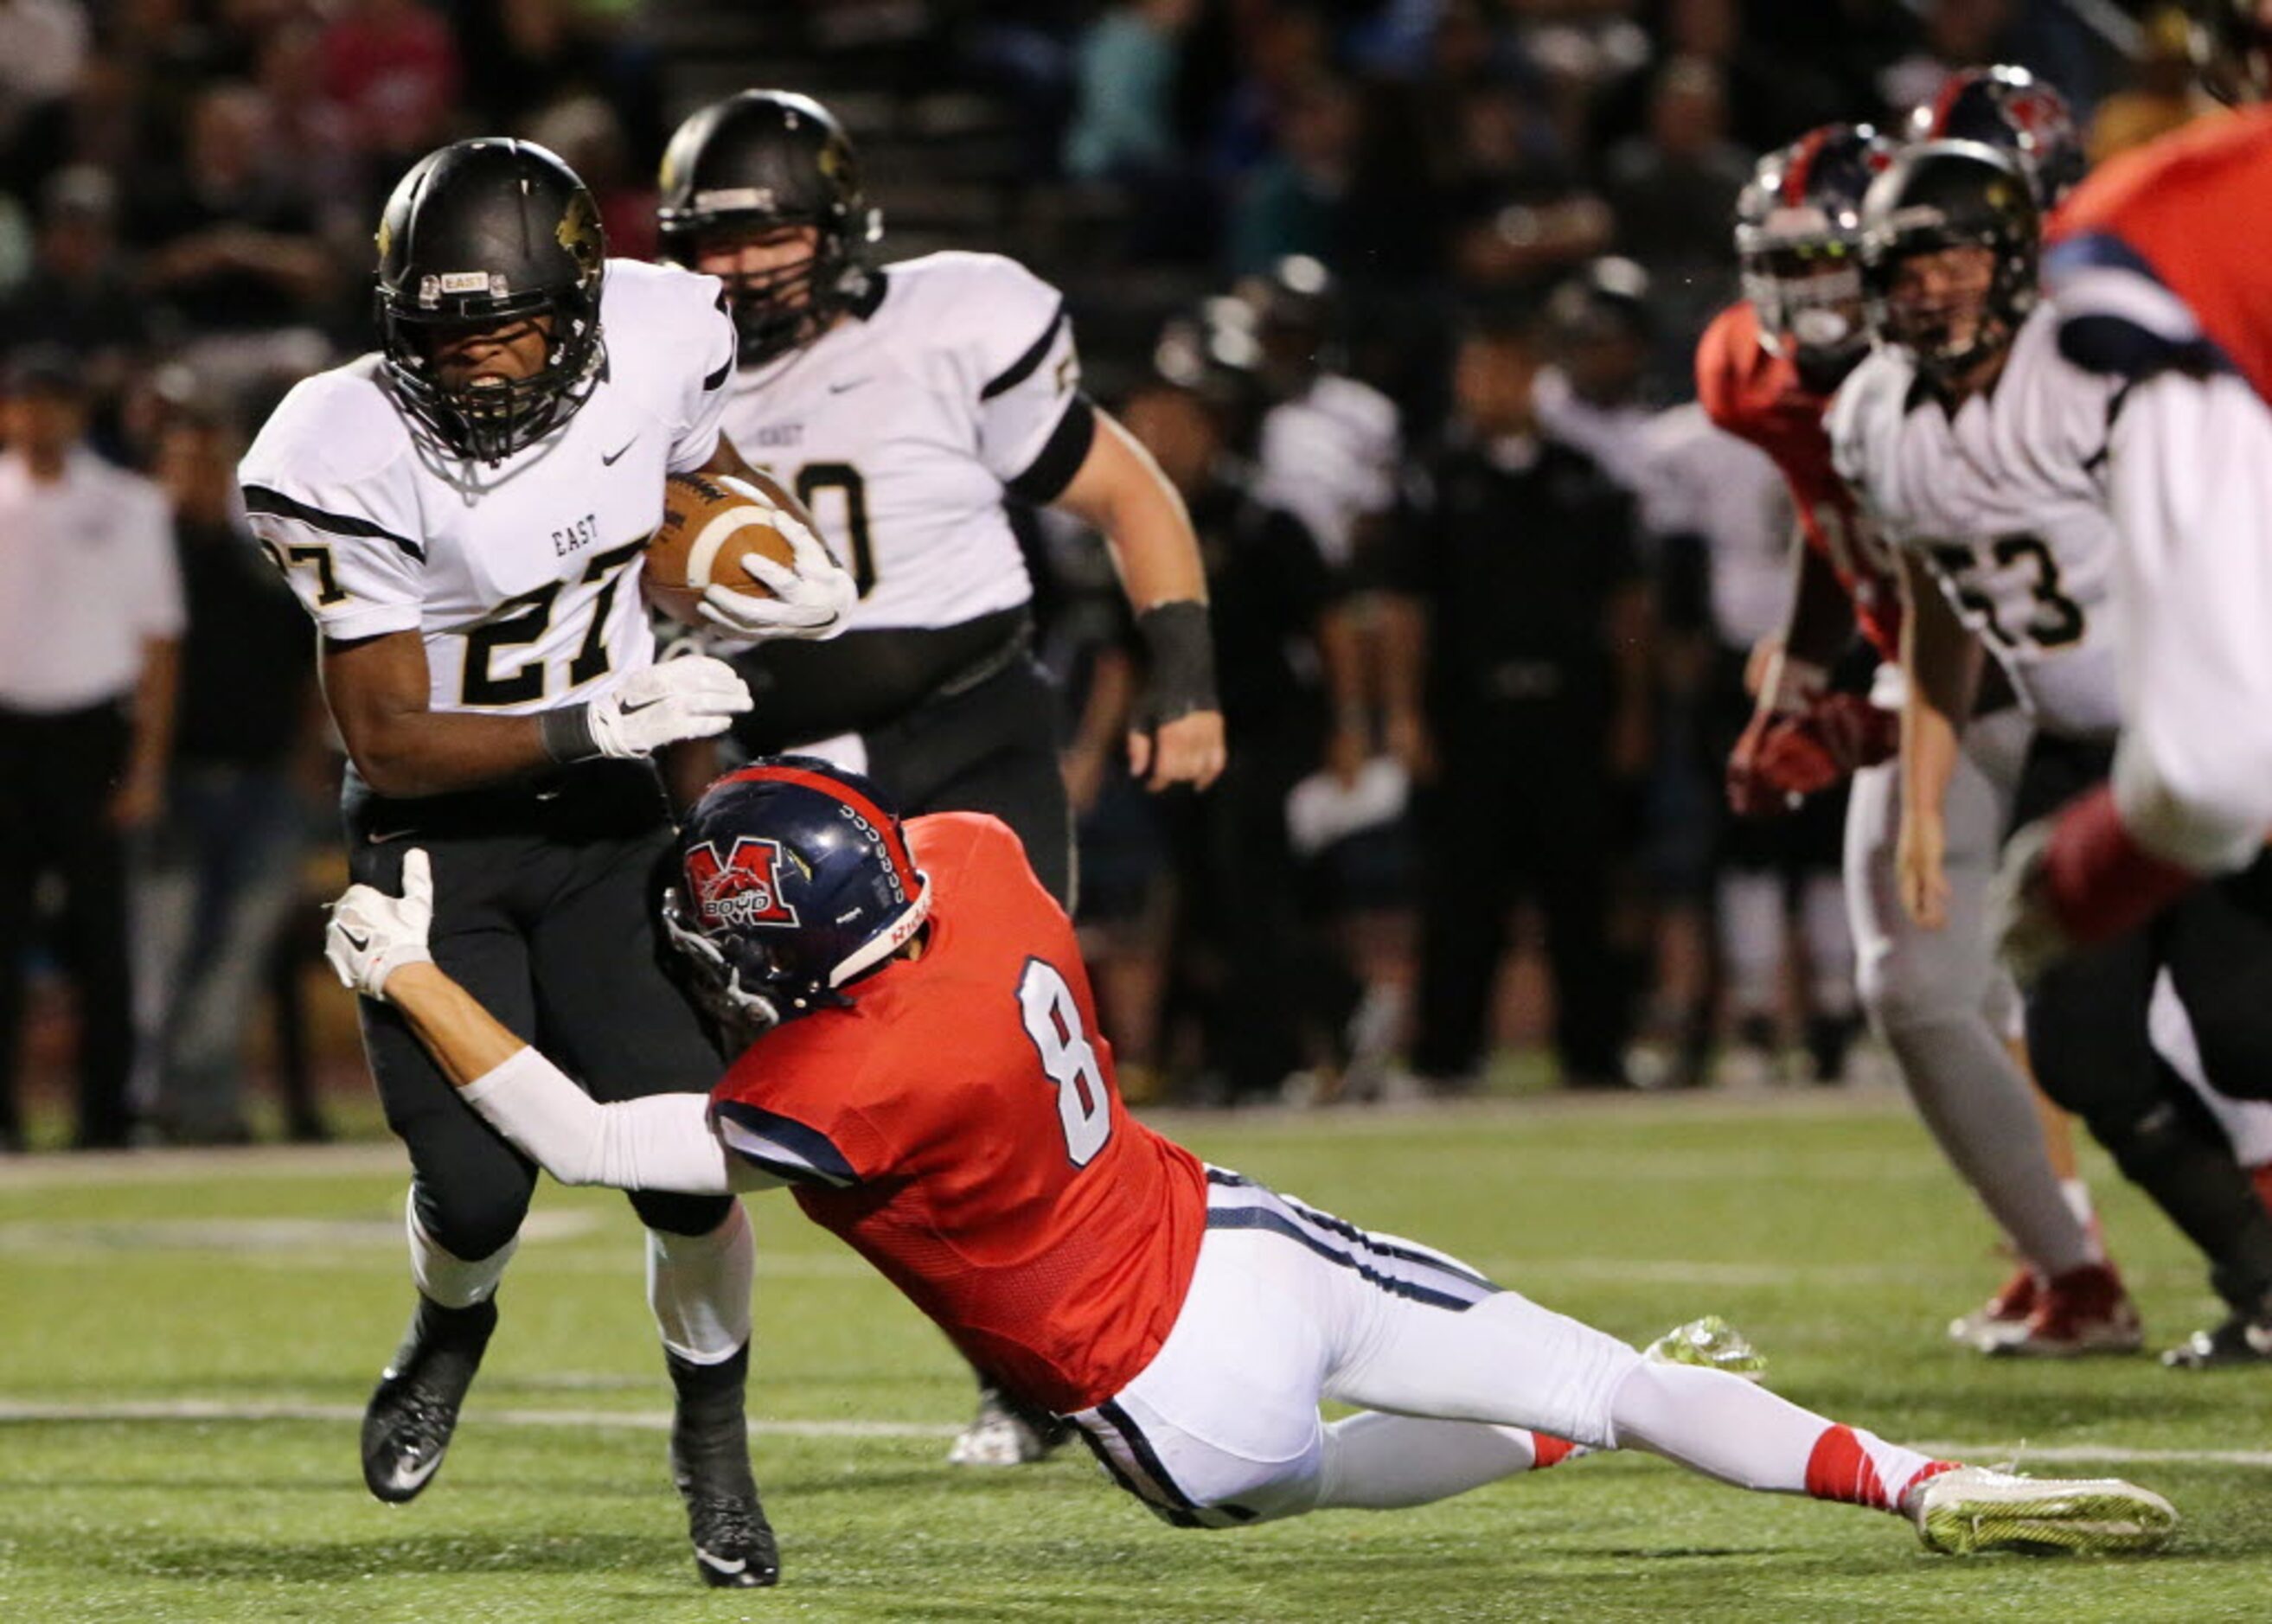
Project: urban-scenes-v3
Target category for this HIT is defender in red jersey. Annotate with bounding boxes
[1710,125,2126,1356]
[1998,99,2272,968]
[321,755,2173,1564]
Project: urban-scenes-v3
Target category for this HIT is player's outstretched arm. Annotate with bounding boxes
[1727,538,1856,817]
[325,630,752,797]
[1895,551,1981,930]
[326,852,777,1195]
[1052,411,1228,792]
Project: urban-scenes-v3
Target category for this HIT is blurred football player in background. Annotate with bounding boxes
[1699,122,2130,1354]
[2000,2,2272,981]
[1841,136,2272,1367]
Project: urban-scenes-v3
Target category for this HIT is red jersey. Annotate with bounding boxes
[708,812,1208,1416]
[1694,301,1902,658]
[2047,107,2272,405]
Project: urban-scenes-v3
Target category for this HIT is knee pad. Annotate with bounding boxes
[412,1178,529,1267]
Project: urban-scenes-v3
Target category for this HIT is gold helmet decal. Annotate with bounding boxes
[374,213,393,263]
[556,189,603,276]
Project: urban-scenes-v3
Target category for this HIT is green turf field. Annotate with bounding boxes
[4,1090,2270,1622]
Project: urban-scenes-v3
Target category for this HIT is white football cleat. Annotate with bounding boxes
[946,1386,1069,1467]
[1904,1465,2176,1556]
[1642,1315,1766,1380]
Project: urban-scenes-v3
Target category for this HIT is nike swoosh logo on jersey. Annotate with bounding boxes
[368,828,423,846]
[828,378,872,394]
[601,437,639,465]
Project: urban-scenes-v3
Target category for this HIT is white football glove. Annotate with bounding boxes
[327,848,435,1000]
[587,655,752,758]
[696,501,857,642]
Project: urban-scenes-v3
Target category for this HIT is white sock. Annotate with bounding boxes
[406,1186,516,1308]
[1718,871,1785,1020]
[1800,874,1858,1018]
[1606,1360,1948,1512]
[2060,1179,2097,1238]
[648,1201,755,1365]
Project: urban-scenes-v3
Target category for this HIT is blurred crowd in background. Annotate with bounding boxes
[0,0,2220,1146]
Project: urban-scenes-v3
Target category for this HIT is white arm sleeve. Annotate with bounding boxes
[2105,370,2272,873]
[458,1046,782,1195]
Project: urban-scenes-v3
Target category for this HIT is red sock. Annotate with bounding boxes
[1530,1433,1578,1469]
[1803,1425,1957,1512]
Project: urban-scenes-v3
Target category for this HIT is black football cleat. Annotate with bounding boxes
[669,1344,778,1588]
[2161,1306,2272,1370]
[361,1295,498,1503]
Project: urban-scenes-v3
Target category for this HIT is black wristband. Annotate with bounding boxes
[540,701,601,764]
[1135,599,1219,726]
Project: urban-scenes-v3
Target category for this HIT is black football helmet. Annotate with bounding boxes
[1859,139,2040,386]
[1734,124,1897,391]
[662,756,932,1028]
[656,90,882,367]
[2191,0,2272,103]
[374,139,607,464]
[1905,65,2085,208]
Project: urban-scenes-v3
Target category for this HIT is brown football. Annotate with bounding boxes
[642,470,804,626]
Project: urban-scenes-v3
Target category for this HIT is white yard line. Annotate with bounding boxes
[0,1397,2264,1469]
[0,1089,1923,1191]
[0,1397,957,1438]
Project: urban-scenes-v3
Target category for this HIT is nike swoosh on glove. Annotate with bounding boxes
[588,656,752,758]
[696,496,857,642]
[327,848,436,999]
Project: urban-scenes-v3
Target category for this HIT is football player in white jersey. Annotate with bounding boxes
[239,138,857,1587]
[654,88,1226,1465]
[1837,137,2272,1366]
[1635,403,1860,1088]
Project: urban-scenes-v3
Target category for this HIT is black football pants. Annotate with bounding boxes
[857,654,1075,911]
[2016,735,2272,1309]
[346,760,731,1262]
[1412,704,1625,1084]
[0,703,135,1148]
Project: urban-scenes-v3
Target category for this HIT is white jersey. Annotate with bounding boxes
[719,251,1085,633]
[1253,373,1399,571]
[1829,304,2126,739]
[1533,366,1657,501]
[1632,402,1793,652]
[239,259,735,715]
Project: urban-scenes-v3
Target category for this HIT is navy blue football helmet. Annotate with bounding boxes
[663,756,931,1028]
[1734,124,1898,388]
[1905,66,2085,208]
